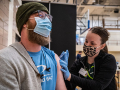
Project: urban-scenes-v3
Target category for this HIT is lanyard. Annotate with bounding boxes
[86,65,94,79]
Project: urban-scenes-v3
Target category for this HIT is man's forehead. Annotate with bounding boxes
[29,10,47,17]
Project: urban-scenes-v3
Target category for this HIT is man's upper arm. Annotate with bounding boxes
[0,57,19,90]
[55,54,67,90]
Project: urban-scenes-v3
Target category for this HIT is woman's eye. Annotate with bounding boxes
[91,42,96,45]
[85,40,88,43]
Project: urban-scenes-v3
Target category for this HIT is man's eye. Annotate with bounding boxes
[39,14,45,18]
[39,14,42,16]
[39,15,42,17]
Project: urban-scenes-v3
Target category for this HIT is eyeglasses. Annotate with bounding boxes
[32,10,53,22]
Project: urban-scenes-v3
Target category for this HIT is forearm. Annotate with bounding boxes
[69,74,101,90]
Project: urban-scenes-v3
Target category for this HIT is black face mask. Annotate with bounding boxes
[83,44,100,57]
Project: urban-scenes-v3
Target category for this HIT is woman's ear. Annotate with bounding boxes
[101,43,106,50]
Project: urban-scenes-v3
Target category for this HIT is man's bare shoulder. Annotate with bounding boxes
[55,53,60,62]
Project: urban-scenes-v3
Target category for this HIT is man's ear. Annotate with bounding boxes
[23,23,27,28]
[101,43,106,50]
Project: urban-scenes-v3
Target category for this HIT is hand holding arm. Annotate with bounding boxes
[59,60,71,80]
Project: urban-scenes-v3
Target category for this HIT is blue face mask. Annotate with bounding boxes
[29,17,52,37]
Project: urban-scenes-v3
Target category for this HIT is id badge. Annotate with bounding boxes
[79,68,88,77]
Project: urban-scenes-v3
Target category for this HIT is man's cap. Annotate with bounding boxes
[16,2,49,35]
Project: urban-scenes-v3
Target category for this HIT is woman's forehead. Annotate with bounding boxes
[86,31,101,42]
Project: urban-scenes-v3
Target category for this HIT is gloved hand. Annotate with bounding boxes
[59,50,69,66]
[59,60,70,80]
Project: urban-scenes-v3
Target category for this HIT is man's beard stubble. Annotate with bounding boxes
[27,20,51,46]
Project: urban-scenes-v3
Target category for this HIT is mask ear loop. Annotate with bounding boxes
[27,17,39,31]
[95,45,102,54]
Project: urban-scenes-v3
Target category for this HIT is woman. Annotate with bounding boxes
[60,27,117,90]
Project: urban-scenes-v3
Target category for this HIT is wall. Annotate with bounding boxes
[109,51,120,62]
[12,0,21,44]
[0,0,9,49]
[107,31,120,46]
[0,0,21,50]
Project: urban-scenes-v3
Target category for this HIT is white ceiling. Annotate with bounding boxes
[22,0,120,18]
[77,0,120,18]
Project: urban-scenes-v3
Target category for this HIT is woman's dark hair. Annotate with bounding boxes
[89,27,110,53]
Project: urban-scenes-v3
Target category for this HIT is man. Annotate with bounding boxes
[0,2,66,90]
[76,51,82,60]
